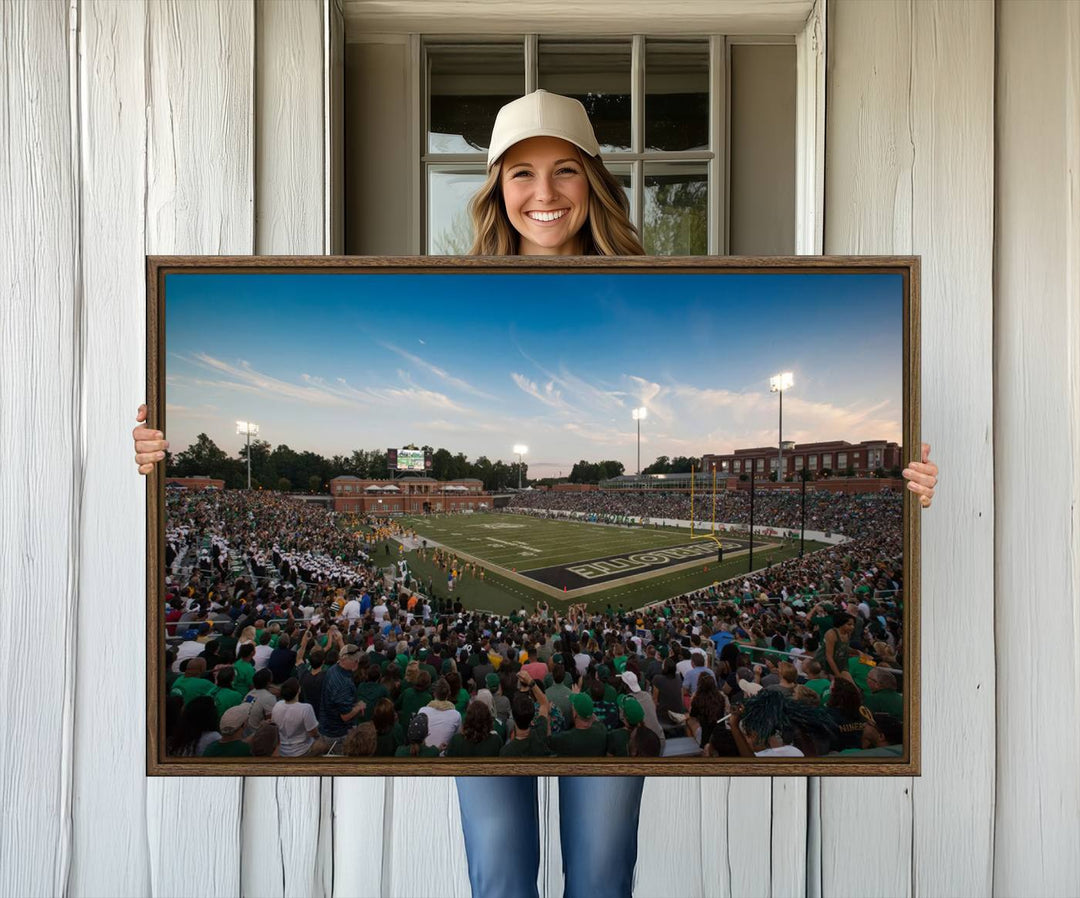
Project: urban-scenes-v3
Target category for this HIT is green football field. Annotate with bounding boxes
[362,512,827,617]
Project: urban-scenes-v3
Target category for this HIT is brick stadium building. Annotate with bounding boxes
[701,439,902,481]
[329,475,488,515]
[166,476,225,490]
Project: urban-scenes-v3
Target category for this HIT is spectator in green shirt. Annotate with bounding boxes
[864,668,903,719]
[446,701,503,757]
[356,665,389,723]
[399,670,433,725]
[803,660,831,698]
[210,666,245,721]
[500,673,551,758]
[543,662,574,722]
[233,643,256,695]
[550,692,607,757]
[170,657,215,706]
[203,705,252,758]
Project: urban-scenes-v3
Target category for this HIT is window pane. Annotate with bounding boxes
[428,167,487,254]
[538,40,631,153]
[643,163,707,255]
[604,162,634,218]
[427,44,524,154]
[645,40,709,152]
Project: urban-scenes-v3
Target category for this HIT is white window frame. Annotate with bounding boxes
[414,4,826,257]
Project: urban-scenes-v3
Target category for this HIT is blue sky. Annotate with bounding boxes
[165,271,903,477]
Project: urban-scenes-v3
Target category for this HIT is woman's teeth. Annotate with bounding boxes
[527,210,567,222]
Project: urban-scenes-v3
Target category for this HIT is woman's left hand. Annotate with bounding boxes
[902,442,938,508]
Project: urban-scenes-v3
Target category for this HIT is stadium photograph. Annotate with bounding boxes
[152,259,913,773]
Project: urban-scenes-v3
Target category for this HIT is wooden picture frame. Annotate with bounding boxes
[147,255,920,776]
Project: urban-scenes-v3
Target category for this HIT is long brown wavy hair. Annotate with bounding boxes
[461,700,494,744]
[468,149,645,256]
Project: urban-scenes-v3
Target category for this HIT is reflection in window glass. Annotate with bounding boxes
[605,163,634,216]
[643,163,707,255]
[428,168,487,254]
[645,40,709,152]
[538,41,632,153]
[428,44,524,154]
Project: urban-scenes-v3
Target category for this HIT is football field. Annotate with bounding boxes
[372,512,824,616]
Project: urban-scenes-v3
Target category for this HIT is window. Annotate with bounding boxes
[756,458,764,473]
[808,455,817,469]
[344,485,353,493]
[734,460,741,472]
[769,457,778,472]
[838,452,848,468]
[422,36,795,256]
[794,456,803,470]
[823,453,832,469]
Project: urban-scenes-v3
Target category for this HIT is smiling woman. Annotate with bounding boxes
[500,137,591,255]
[467,90,644,257]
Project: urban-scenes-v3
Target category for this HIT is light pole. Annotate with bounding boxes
[513,444,528,490]
[236,420,259,489]
[769,372,793,481]
[632,407,647,475]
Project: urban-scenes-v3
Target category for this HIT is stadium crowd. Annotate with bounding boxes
[505,485,902,540]
[163,487,905,761]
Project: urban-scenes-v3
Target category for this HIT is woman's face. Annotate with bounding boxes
[499,136,590,255]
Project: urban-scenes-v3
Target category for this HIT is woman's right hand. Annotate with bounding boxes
[133,403,169,475]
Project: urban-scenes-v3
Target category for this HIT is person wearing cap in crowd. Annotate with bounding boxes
[485,672,511,726]
[318,642,365,754]
[605,696,645,757]
[549,691,607,757]
[395,711,440,758]
[618,670,665,753]
[203,704,252,757]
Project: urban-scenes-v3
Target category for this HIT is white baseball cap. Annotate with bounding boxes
[486,90,601,169]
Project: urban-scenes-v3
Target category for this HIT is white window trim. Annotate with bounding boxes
[411,3,825,255]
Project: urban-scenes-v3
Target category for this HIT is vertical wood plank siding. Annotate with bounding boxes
[243,3,329,897]
[823,2,996,896]
[993,1,1080,894]
[143,1,254,893]
[0,2,78,894]
[70,2,152,894]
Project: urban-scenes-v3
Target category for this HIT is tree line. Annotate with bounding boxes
[167,434,544,493]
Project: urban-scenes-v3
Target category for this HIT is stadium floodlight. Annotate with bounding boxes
[236,420,260,490]
[769,373,793,481]
[632,407,647,476]
[513,444,528,489]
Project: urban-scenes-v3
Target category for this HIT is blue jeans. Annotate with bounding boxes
[455,776,646,898]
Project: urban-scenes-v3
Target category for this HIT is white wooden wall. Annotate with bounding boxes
[1,1,1077,896]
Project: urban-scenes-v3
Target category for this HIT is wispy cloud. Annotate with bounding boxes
[188,353,360,408]
[381,343,494,399]
[511,373,568,410]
